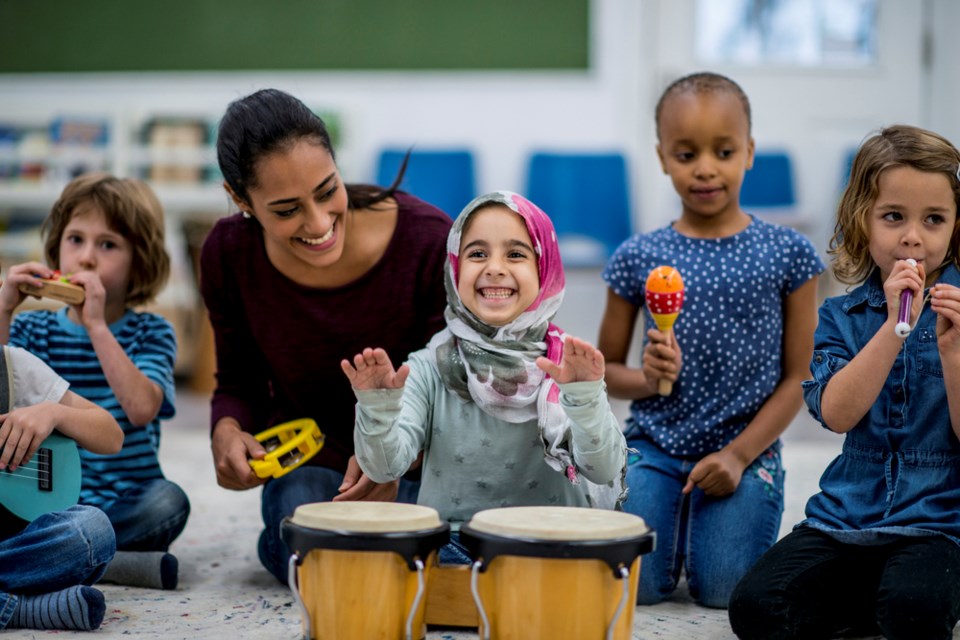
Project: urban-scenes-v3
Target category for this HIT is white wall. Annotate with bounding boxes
[0,0,954,252]
[0,2,644,218]
[637,0,933,257]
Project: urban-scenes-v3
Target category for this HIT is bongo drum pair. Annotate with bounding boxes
[282,502,653,640]
[282,502,449,640]
[461,506,655,640]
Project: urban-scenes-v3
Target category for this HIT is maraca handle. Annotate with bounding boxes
[658,378,673,396]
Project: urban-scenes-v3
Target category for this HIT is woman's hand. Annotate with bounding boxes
[642,328,682,389]
[333,455,400,502]
[536,335,605,383]
[341,348,409,391]
[211,419,268,490]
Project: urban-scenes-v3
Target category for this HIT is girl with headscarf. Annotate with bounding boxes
[342,191,627,562]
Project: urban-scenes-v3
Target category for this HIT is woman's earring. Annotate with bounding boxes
[242,211,252,219]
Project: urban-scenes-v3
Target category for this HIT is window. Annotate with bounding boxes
[696,0,877,67]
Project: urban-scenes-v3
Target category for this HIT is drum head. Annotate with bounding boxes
[468,506,647,541]
[290,501,442,533]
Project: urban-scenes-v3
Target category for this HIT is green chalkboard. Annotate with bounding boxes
[0,0,588,72]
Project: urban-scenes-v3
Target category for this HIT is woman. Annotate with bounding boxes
[200,88,451,583]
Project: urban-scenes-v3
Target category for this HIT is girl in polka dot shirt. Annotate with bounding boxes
[597,72,825,608]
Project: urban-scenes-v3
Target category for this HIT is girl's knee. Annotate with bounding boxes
[728,579,794,640]
[876,592,959,640]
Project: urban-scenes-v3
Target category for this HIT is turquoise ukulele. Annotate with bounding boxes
[0,432,81,521]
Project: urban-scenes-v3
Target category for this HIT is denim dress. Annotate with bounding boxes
[800,264,960,545]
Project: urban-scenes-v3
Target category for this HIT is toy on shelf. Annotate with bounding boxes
[18,272,85,305]
[644,265,685,396]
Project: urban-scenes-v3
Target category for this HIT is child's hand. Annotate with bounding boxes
[536,335,605,383]
[333,454,401,502]
[64,271,107,329]
[0,404,58,471]
[642,328,682,390]
[883,259,925,327]
[341,348,410,390]
[932,284,960,355]
[0,261,55,314]
[682,448,747,497]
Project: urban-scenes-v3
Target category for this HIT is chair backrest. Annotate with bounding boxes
[740,151,796,208]
[376,148,476,218]
[525,151,633,267]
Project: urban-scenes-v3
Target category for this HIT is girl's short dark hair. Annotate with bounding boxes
[43,173,170,306]
[655,71,752,140]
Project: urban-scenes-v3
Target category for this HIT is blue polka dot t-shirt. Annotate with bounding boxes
[602,216,825,458]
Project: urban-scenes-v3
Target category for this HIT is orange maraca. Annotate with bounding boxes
[645,265,685,396]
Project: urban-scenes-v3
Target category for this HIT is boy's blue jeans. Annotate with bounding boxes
[623,433,784,609]
[100,478,191,551]
[258,466,420,584]
[0,505,116,629]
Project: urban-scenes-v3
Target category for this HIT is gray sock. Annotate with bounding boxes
[8,585,105,631]
[100,551,178,590]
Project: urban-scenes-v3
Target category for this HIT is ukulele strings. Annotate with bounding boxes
[0,458,50,480]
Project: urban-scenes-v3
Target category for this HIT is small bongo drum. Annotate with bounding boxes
[460,506,655,640]
[281,502,449,640]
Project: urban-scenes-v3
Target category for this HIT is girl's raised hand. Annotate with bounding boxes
[536,335,605,383]
[341,347,410,391]
[932,284,960,355]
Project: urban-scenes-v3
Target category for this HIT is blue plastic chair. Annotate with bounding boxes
[525,152,633,268]
[740,151,796,208]
[376,148,477,218]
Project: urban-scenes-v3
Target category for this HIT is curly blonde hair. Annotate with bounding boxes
[830,125,960,285]
[42,173,170,306]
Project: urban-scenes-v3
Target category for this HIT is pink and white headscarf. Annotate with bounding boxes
[427,191,608,499]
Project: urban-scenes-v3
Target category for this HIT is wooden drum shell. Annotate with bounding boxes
[461,506,655,640]
[282,502,449,640]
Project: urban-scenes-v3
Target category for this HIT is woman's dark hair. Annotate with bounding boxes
[216,88,407,210]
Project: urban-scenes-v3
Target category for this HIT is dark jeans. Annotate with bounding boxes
[728,527,960,640]
[100,478,191,551]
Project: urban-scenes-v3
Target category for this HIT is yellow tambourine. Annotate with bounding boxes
[249,418,325,479]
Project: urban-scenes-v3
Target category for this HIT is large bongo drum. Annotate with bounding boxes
[281,502,449,640]
[460,506,655,640]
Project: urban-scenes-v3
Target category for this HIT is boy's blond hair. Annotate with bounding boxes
[831,125,960,285]
[42,173,170,306]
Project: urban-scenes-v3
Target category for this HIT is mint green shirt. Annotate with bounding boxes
[354,349,626,529]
